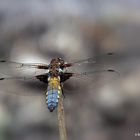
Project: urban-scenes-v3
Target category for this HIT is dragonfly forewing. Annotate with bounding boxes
[65,52,115,67]
[0,60,49,77]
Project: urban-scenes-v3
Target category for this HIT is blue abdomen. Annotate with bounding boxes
[46,89,59,112]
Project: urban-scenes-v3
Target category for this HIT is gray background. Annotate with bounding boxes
[0,0,140,140]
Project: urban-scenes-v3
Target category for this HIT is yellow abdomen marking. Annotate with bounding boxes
[47,77,62,97]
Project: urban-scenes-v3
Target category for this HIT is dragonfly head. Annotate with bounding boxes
[57,58,64,65]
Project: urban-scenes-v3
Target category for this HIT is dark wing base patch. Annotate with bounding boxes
[36,74,48,83]
[60,73,73,83]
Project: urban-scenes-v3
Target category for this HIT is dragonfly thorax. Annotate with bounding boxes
[48,58,65,77]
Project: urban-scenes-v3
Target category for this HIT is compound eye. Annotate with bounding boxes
[61,60,64,64]
[57,58,61,60]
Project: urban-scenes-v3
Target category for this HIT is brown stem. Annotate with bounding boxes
[57,96,68,140]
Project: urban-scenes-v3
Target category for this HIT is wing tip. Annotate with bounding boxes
[107,69,115,72]
[0,60,6,62]
[0,78,5,80]
[107,52,114,56]
[107,69,120,76]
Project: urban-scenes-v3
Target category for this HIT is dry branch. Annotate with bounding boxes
[57,96,68,140]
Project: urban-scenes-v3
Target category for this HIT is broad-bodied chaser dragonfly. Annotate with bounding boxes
[0,52,119,112]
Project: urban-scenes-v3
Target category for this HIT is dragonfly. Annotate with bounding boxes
[0,52,119,112]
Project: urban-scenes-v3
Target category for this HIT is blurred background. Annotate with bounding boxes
[0,0,140,140]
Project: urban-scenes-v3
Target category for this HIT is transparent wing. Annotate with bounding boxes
[63,51,119,94]
[0,60,49,77]
[63,69,120,96]
[0,74,47,96]
[0,60,49,69]
[0,60,49,96]
[64,52,115,67]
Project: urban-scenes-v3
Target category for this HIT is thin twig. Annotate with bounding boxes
[57,96,68,140]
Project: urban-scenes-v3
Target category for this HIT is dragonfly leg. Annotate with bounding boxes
[61,83,65,98]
